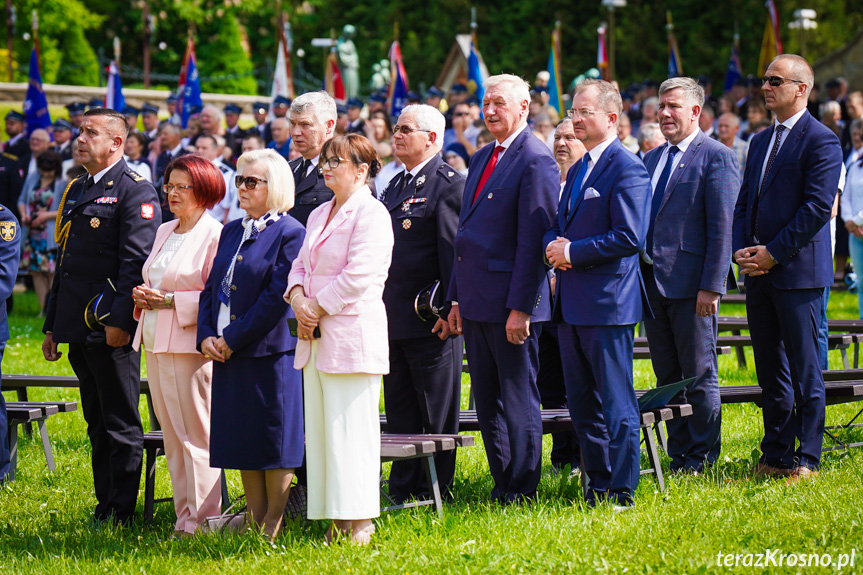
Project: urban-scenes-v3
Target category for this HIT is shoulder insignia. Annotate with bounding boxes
[438,164,454,181]
[2,152,17,161]
[0,220,17,242]
[219,164,230,174]
[125,168,146,182]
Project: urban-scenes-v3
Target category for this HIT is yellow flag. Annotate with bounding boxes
[757,18,778,75]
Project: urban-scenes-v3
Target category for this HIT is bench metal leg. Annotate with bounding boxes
[421,454,444,519]
[145,391,161,432]
[468,387,475,410]
[144,445,158,524]
[221,470,231,511]
[855,340,860,369]
[654,421,669,454]
[7,423,17,481]
[579,449,589,500]
[36,419,55,472]
[840,348,850,370]
[14,389,33,438]
[642,425,665,492]
[732,330,746,369]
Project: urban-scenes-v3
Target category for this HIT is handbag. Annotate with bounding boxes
[203,495,247,533]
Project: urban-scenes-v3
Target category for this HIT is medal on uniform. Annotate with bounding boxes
[90,217,100,228]
[402,201,410,212]
[415,175,426,189]
[402,219,411,230]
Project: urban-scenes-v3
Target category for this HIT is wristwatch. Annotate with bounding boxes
[164,292,174,308]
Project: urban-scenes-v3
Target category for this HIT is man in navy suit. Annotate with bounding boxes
[642,77,740,474]
[732,55,843,482]
[447,74,558,503]
[545,78,651,508]
[383,104,464,502]
[287,91,336,227]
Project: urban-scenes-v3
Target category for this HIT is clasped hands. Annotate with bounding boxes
[288,290,327,341]
[734,245,776,278]
[546,237,572,271]
[132,284,170,311]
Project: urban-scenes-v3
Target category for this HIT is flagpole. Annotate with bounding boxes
[5,0,13,81]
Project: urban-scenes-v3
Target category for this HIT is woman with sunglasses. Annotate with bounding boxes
[198,149,306,541]
[131,155,225,536]
[285,134,393,545]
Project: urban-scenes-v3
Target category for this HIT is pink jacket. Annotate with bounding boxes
[133,213,223,354]
[287,186,394,374]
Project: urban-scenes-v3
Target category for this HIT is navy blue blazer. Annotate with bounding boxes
[197,214,305,356]
[448,128,558,323]
[383,159,464,339]
[543,137,651,326]
[732,111,843,289]
[0,205,19,342]
[643,131,740,298]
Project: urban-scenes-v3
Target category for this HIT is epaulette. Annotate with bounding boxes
[219,164,230,174]
[438,163,456,181]
[124,168,146,182]
[2,152,18,161]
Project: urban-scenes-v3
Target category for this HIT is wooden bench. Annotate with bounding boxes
[143,430,475,522]
[4,401,78,480]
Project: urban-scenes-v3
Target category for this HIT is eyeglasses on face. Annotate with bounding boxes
[762,76,803,87]
[566,108,611,120]
[235,175,268,189]
[163,183,194,194]
[320,157,349,170]
[393,125,431,136]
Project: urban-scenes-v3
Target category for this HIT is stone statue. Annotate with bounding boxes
[337,25,360,98]
[371,59,391,91]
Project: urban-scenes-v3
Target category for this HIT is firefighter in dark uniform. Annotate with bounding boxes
[41,109,161,524]
[381,104,464,502]
[287,91,337,228]
[0,205,20,482]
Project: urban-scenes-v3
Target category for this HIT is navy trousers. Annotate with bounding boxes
[536,322,580,470]
[558,322,640,505]
[463,318,542,502]
[0,342,8,480]
[383,335,463,501]
[642,265,721,471]
[68,342,143,522]
[746,277,825,470]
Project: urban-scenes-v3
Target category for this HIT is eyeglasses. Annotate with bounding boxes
[393,125,431,136]
[453,112,471,117]
[162,183,194,194]
[321,157,348,170]
[235,175,268,189]
[762,76,803,87]
[566,108,611,120]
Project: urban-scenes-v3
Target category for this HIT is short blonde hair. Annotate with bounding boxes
[236,149,295,213]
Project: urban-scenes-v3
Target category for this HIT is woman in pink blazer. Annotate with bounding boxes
[285,134,393,544]
[132,155,225,537]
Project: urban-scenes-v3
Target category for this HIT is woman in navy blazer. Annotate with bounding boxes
[197,149,305,540]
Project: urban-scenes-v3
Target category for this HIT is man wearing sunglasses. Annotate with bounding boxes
[732,54,843,483]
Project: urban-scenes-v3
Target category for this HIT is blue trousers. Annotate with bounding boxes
[463,318,542,501]
[558,322,640,505]
[0,341,8,479]
[746,278,825,470]
[642,265,721,471]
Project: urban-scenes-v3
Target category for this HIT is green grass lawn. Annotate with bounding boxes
[1,291,862,574]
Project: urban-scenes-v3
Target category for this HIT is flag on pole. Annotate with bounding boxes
[324,49,346,102]
[24,15,50,136]
[387,41,409,118]
[467,40,486,106]
[758,0,783,75]
[270,13,295,104]
[597,25,609,81]
[667,12,683,78]
[105,60,125,112]
[175,37,202,129]
[546,26,563,114]
[723,34,743,92]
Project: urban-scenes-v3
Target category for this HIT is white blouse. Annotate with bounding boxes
[142,232,187,350]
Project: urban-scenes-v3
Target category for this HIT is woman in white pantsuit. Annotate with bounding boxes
[286,133,393,545]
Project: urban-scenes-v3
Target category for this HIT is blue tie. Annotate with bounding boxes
[646,145,679,257]
[567,157,590,217]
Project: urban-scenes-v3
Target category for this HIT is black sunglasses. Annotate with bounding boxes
[235,175,268,189]
[762,75,803,88]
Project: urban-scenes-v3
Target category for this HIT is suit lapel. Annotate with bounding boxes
[567,142,616,226]
[464,129,530,220]
[385,172,407,211]
[79,161,125,206]
[658,133,704,215]
[761,114,808,196]
[558,168,577,229]
[390,159,439,212]
[295,164,319,195]
[461,144,493,221]
[162,216,213,287]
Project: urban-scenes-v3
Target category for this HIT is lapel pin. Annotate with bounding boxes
[90,217,100,229]
[402,219,412,230]
[416,175,426,188]
[487,193,493,199]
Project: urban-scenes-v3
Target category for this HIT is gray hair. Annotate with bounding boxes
[159,122,181,137]
[718,112,740,129]
[201,105,222,121]
[574,78,623,116]
[773,54,815,97]
[642,96,660,111]
[555,117,573,133]
[400,104,445,151]
[820,100,841,118]
[290,91,337,125]
[659,77,705,108]
[236,149,295,213]
[484,74,531,106]
[637,122,664,148]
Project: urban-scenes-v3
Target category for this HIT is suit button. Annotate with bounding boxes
[459,226,464,231]
[458,256,462,262]
[70,233,76,239]
[66,253,71,257]
[231,285,237,291]
[73,214,79,219]
[237,255,243,262]
[63,272,69,278]
[230,315,236,320]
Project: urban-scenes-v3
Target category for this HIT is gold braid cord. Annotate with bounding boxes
[54,176,83,255]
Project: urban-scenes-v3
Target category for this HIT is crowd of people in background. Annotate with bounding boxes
[0,51,856,544]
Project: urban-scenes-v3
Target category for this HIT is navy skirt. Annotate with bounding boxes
[209,352,304,470]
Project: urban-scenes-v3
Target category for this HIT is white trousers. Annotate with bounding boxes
[303,342,381,520]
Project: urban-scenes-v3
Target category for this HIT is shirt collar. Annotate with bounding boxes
[670,128,700,155]
[776,107,807,132]
[586,133,619,166]
[170,143,183,156]
[496,123,529,151]
[91,158,123,184]
[406,154,437,178]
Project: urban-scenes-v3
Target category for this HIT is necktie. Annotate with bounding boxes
[219,218,262,306]
[567,157,591,217]
[646,145,679,257]
[473,146,504,204]
[752,124,786,243]
[295,159,311,187]
[86,176,96,190]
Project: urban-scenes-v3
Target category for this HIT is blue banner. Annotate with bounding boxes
[468,42,485,106]
[106,61,125,112]
[24,47,51,137]
[180,50,202,129]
